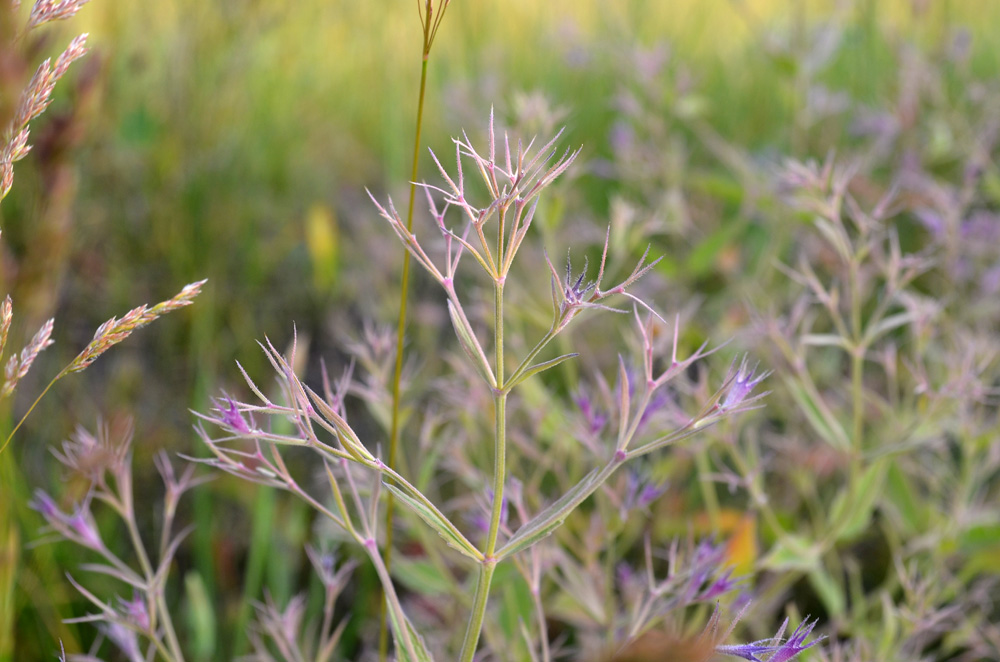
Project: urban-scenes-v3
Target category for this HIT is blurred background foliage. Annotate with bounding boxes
[7,0,990,439]
[2,0,999,659]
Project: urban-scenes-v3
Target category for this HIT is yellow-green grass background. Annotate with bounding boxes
[2,0,998,659]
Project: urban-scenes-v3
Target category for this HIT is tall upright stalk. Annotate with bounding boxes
[381,2,450,659]
[459,276,505,662]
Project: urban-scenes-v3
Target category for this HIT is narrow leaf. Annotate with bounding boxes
[801,334,849,349]
[884,463,927,534]
[506,353,578,390]
[497,463,613,560]
[808,567,846,618]
[813,216,851,263]
[760,534,821,572]
[863,311,918,346]
[615,356,630,449]
[783,376,851,451]
[384,597,436,662]
[447,300,496,387]
[828,459,886,542]
[384,483,482,561]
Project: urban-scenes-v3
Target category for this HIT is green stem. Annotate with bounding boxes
[694,447,721,532]
[156,593,186,662]
[459,279,506,662]
[0,370,63,455]
[848,256,864,459]
[120,491,185,662]
[847,253,865,527]
[850,350,864,463]
[380,49,431,661]
[368,539,420,662]
[459,561,497,662]
[503,326,559,392]
[486,280,506,557]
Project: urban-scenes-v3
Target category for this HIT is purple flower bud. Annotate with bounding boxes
[220,397,251,434]
[118,593,150,630]
[981,263,1000,295]
[616,562,634,587]
[30,490,105,550]
[715,618,823,662]
[468,513,489,534]
[638,482,666,509]
[699,568,739,601]
[67,507,105,551]
[721,356,771,412]
[29,489,60,521]
[768,619,823,662]
[574,390,607,435]
[914,208,945,238]
[104,622,142,662]
[716,640,774,662]
[621,470,667,518]
[960,211,1000,244]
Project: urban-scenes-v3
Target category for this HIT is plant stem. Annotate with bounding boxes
[459,278,506,662]
[694,446,721,532]
[848,254,864,458]
[487,280,506,557]
[503,326,558,392]
[459,560,497,662]
[380,50,430,662]
[368,538,420,662]
[120,490,185,662]
[0,370,63,455]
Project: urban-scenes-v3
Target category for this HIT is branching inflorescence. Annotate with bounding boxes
[191,113,811,662]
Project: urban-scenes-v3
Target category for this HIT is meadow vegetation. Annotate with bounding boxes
[2,0,999,660]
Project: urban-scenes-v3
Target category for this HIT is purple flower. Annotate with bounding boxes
[716,640,776,662]
[914,207,945,237]
[117,592,150,630]
[218,396,251,434]
[716,618,824,662]
[768,619,823,662]
[29,489,60,520]
[686,540,726,600]
[982,263,1000,295]
[29,489,106,551]
[960,210,1000,245]
[470,487,508,534]
[698,567,740,601]
[621,469,667,518]
[104,622,143,662]
[468,513,489,534]
[616,562,634,587]
[574,389,607,435]
[720,356,771,413]
[66,509,105,550]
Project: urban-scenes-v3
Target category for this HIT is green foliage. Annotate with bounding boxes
[4,0,1000,660]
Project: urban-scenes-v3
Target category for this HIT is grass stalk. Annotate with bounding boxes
[381,2,449,656]
[378,56,424,655]
[0,373,61,455]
